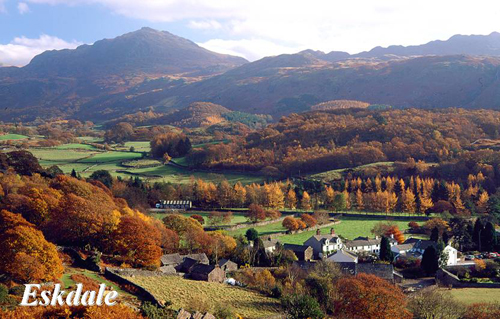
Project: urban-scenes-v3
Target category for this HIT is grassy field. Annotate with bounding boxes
[447,288,500,305]
[150,211,248,226]
[280,217,420,245]
[228,216,422,244]
[124,275,281,318]
[55,143,98,150]
[0,133,28,140]
[309,162,395,181]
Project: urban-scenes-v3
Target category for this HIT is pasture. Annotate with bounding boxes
[150,211,248,226]
[447,288,500,304]
[124,275,281,319]
[0,133,28,141]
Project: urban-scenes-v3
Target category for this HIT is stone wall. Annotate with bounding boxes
[436,268,500,288]
[263,220,341,240]
[104,268,168,307]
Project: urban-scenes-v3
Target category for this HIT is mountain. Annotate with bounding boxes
[355,32,500,58]
[3,30,500,122]
[0,27,247,121]
[83,54,500,119]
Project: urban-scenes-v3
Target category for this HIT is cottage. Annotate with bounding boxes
[304,228,343,258]
[218,259,238,272]
[407,239,458,266]
[155,200,192,210]
[344,236,397,254]
[161,253,183,267]
[283,244,314,261]
[189,264,225,283]
[262,237,280,253]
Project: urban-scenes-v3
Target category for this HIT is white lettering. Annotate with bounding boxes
[50,284,66,306]
[20,284,40,306]
[81,290,97,306]
[40,290,51,306]
[96,284,106,306]
[104,291,118,306]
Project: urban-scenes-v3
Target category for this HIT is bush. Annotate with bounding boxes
[214,304,237,319]
[281,294,324,319]
[8,285,25,297]
[270,286,282,298]
[140,302,175,319]
[190,214,205,225]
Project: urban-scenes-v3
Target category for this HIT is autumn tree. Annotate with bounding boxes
[300,191,312,210]
[0,210,63,283]
[247,203,267,222]
[112,215,162,268]
[300,214,317,228]
[285,188,297,210]
[335,273,411,319]
[283,216,299,231]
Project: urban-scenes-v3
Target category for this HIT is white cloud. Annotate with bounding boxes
[198,38,303,61]
[18,2,30,14]
[19,1,500,60]
[188,20,222,30]
[0,35,82,66]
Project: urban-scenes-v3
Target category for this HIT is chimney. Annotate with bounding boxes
[390,234,394,239]
[316,229,321,235]
[375,236,379,240]
[330,228,335,235]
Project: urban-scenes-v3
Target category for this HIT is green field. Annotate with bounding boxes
[228,216,422,244]
[0,133,28,141]
[29,145,265,184]
[124,275,281,319]
[447,288,500,305]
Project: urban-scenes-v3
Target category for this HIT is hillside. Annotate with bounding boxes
[311,100,370,111]
[155,102,231,128]
[0,28,247,121]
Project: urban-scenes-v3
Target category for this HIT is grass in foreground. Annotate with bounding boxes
[124,275,281,319]
[446,288,500,305]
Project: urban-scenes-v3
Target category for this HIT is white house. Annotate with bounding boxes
[344,236,397,254]
[406,239,458,266]
[304,228,343,258]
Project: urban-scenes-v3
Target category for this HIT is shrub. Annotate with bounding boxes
[190,214,205,225]
[214,304,237,319]
[140,301,175,319]
[281,294,324,319]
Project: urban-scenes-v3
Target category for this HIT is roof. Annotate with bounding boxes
[393,243,415,251]
[218,258,237,267]
[356,263,394,281]
[308,234,340,244]
[159,265,177,274]
[283,244,312,253]
[177,257,199,273]
[158,200,192,205]
[345,237,381,248]
[413,240,437,251]
[327,250,358,263]
[190,264,216,275]
[161,253,182,266]
[404,238,421,245]
[262,238,279,249]
[184,253,209,264]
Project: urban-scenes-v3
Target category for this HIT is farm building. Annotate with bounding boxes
[189,264,226,283]
[155,200,192,210]
[218,259,238,272]
[283,244,314,261]
[304,228,343,258]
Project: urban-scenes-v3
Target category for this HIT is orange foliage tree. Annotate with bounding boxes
[335,273,412,319]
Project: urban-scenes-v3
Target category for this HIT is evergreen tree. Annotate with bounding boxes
[245,228,259,241]
[379,236,394,262]
[71,168,77,178]
[430,227,440,242]
[421,246,439,275]
[473,219,484,251]
[481,222,497,252]
[442,231,450,244]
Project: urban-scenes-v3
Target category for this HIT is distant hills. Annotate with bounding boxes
[2,29,500,122]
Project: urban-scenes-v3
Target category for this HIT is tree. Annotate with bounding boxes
[481,222,497,252]
[335,273,411,319]
[313,210,329,225]
[112,215,162,268]
[0,210,63,283]
[190,214,205,225]
[473,219,484,251]
[332,192,347,211]
[89,170,113,188]
[281,294,324,319]
[282,216,299,231]
[421,246,439,275]
[379,236,394,262]
[71,168,77,178]
[6,151,43,176]
[246,203,267,222]
[300,213,317,228]
[300,191,312,210]
[430,227,440,242]
[407,287,465,319]
[245,228,259,241]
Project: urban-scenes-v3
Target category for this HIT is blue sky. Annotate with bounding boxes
[1,0,500,66]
